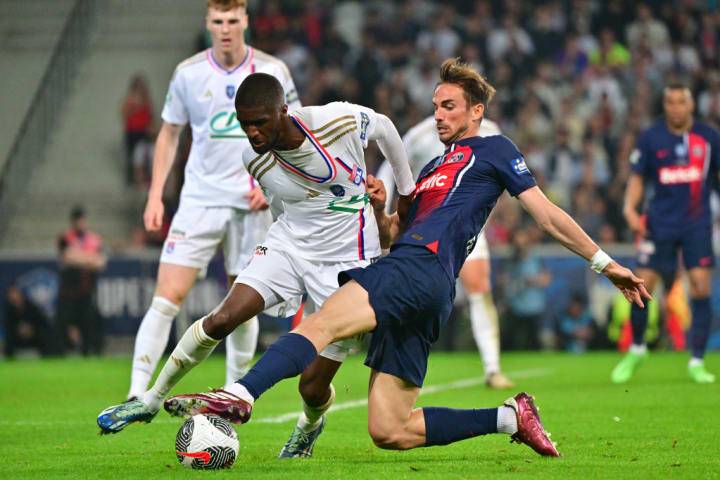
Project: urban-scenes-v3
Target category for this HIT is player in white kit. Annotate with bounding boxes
[376,115,514,389]
[126,0,301,401]
[98,73,416,460]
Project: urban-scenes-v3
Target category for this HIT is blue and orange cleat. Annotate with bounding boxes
[278,416,326,458]
[97,398,157,434]
[505,392,561,457]
[164,389,252,424]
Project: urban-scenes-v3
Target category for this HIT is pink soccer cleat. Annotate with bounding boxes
[504,392,561,457]
[164,389,252,425]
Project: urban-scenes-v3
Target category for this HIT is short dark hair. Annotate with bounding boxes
[663,81,692,98]
[438,58,496,107]
[70,205,85,220]
[235,73,285,111]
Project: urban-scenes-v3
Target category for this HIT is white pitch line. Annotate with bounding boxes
[0,367,552,427]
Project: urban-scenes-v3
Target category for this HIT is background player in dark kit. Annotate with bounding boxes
[612,83,720,384]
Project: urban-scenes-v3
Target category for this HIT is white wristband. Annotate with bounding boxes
[590,249,612,273]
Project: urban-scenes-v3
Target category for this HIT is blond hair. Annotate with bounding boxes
[439,58,496,107]
[207,0,246,11]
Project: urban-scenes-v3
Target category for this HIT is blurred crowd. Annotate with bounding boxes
[230,0,720,245]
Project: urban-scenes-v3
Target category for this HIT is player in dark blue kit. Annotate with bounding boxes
[165,59,650,457]
[612,84,720,384]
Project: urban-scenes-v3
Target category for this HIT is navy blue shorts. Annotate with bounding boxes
[338,245,455,387]
[637,224,714,274]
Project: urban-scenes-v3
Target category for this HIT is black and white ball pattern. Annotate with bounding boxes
[175,414,239,469]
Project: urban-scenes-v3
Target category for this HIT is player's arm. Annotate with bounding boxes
[368,175,413,249]
[518,186,651,307]
[623,173,646,237]
[368,114,415,200]
[144,121,184,232]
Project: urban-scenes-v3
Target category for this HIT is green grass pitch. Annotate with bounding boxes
[1,351,718,479]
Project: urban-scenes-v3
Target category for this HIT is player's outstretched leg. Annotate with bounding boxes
[611,303,649,384]
[367,371,560,456]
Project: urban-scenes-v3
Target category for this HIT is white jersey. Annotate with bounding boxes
[162,47,301,209]
[242,102,383,262]
[377,115,501,212]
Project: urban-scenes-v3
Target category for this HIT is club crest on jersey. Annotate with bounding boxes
[447,151,465,163]
[330,185,346,197]
[166,241,175,254]
[226,85,236,99]
[349,164,364,186]
[512,157,530,175]
[674,143,687,158]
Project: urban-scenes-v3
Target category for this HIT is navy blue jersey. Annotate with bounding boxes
[394,135,537,280]
[631,120,720,237]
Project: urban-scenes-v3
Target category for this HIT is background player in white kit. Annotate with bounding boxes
[376,115,513,389]
[126,0,301,401]
[98,74,416,460]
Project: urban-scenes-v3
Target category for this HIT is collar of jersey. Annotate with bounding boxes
[270,116,337,183]
[206,47,254,75]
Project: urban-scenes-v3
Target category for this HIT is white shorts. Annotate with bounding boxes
[235,246,370,362]
[160,204,272,276]
[466,231,490,261]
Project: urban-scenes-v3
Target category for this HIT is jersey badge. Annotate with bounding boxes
[226,85,236,99]
[674,143,687,158]
[254,245,268,256]
[166,241,175,254]
[330,185,346,197]
[447,151,465,163]
[512,157,530,175]
[349,164,364,186]
[655,149,669,159]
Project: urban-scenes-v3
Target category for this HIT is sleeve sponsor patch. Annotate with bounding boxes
[629,149,640,165]
[511,157,530,175]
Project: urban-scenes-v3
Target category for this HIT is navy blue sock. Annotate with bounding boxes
[630,302,648,346]
[423,407,498,446]
[690,298,712,359]
[237,333,317,400]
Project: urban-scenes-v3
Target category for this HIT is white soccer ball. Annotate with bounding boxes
[175,414,239,469]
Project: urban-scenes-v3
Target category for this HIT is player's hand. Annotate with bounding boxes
[144,197,165,232]
[245,187,269,211]
[367,174,387,212]
[602,261,652,308]
[625,212,646,238]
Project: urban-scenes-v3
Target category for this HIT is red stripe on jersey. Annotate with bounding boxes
[411,146,473,226]
[687,132,709,218]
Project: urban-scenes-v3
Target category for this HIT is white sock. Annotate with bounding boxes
[224,382,255,405]
[629,343,647,355]
[224,316,259,389]
[128,297,180,398]
[497,406,518,434]
[142,318,219,412]
[689,357,704,367]
[297,384,335,432]
[468,292,500,376]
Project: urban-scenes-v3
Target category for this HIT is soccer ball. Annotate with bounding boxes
[175,414,239,469]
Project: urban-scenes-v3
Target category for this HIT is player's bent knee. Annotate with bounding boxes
[202,309,238,339]
[368,422,412,450]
